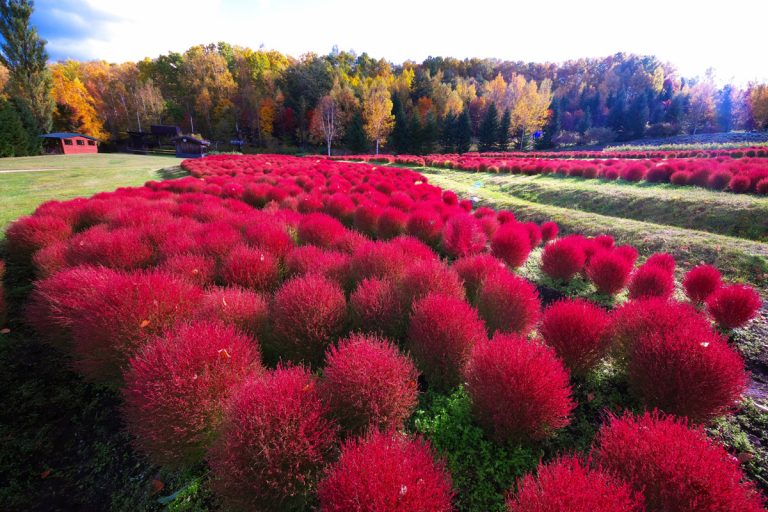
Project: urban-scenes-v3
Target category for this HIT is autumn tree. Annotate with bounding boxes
[0,0,53,133]
[748,84,768,130]
[180,44,236,136]
[684,74,716,134]
[50,61,108,139]
[362,77,394,154]
[0,63,8,92]
[509,75,553,149]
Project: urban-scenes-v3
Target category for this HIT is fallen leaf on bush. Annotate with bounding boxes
[0,328,10,334]
[151,479,165,494]
[40,469,51,479]
[218,348,231,360]
[737,452,754,463]
[139,319,150,328]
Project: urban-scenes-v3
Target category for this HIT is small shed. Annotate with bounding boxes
[171,135,210,158]
[40,132,99,154]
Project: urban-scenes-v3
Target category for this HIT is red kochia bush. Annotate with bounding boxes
[644,252,676,273]
[729,174,751,193]
[683,264,722,303]
[586,251,633,295]
[441,214,487,258]
[69,270,203,385]
[0,260,6,327]
[757,177,768,195]
[209,366,338,512]
[540,221,558,242]
[627,324,746,422]
[507,455,644,512]
[220,245,280,292]
[297,212,346,248]
[491,223,532,268]
[595,411,766,512]
[318,432,454,512]
[269,274,347,366]
[628,264,674,300]
[406,209,444,246]
[349,277,405,339]
[541,237,586,281]
[5,214,73,260]
[539,299,612,376]
[377,207,409,239]
[122,321,262,468]
[613,245,639,265]
[198,286,269,338]
[476,269,540,336]
[453,254,506,302]
[397,259,465,311]
[670,170,691,185]
[464,334,574,443]
[160,253,217,286]
[407,293,488,391]
[320,334,418,436]
[706,284,761,330]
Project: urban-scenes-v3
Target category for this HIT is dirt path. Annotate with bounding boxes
[0,168,63,174]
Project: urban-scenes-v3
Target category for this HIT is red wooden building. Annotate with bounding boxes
[40,133,99,155]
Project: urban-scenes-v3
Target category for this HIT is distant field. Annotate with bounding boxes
[0,154,183,235]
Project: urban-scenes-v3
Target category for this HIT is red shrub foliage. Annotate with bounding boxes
[628,264,674,300]
[620,165,645,182]
[441,214,487,258]
[645,165,673,183]
[507,455,644,512]
[284,245,351,287]
[377,207,409,240]
[243,222,295,258]
[68,270,203,385]
[626,324,746,422]
[320,334,418,436]
[464,334,574,443]
[64,226,154,270]
[539,299,612,376]
[708,170,733,190]
[349,240,414,284]
[595,411,766,512]
[757,177,768,195]
[197,286,269,338]
[522,222,542,247]
[476,269,540,336]
[706,284,762,330]
[5,214,73,260]
[406,209,444,246]
[269,274,347,366]
[397,259,465,311]
[353,203,382,237]
[442,190,459,206]
[613,244,639,265]
[644,252,676,273]
[349,277,405,339]
[541,237,586,281]
[491,223,532,268]
[209,366,338,512]
[586,251,633,295]
[670,170,691,185]
[453,254,506,302]
[682,264,722,303]
[297,212,346,248]
[540,221,558,242]
[729,174,751,193]
[0,260,5,327]
[220,244,280,292]
[407,293,487,391]
[317,431,454,512]
[159,253,217,286]
[122,321,262,468]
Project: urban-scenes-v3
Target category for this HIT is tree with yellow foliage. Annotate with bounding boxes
[363,77,394,154]
[509,74,552,149]
[50,61,108,140]
[748,83,768,130]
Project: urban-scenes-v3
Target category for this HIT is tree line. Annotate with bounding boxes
[2,0,768,157]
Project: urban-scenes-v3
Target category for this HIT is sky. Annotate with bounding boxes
[29,0,768,86]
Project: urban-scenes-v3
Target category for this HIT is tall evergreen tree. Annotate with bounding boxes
[421,112,438,154]
[345,111,368,153]
[0,97,31,156]
[627,93,649,139]
[717,85,733,132]
[391,95,410,154]
[406,114,422,154]
[478,102,498,151]
[497,109,511,150]
[456,109,472,153]
[441,112,457,153]
[0,0,54,133]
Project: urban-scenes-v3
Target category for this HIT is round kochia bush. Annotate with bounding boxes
[318,431,454,512]
[464,334,574,443]
[122,321,262,468]
[628,263,674,300]
[507,455,644,512]
[706,284,761,330]
[627,323,747,422]
[595,411,766,512]
[209,366,338,512]
[476,269,540,336]
[269,274,347,366]
[491,223,532,268]
[453,254,506,303]
[320,334,418,436]
[541,237,586,281]
[407,293,488,391]
[349,277,405,339]
[197,286,269,339]
[539,298,612,376]
[220,244,280,292]
[586,250,633,295]
[683,264,722,303]
[441,214,487,258]
[397,259,465,311]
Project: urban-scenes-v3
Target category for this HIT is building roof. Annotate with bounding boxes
[40,132,100,141]
[171,135,210,146]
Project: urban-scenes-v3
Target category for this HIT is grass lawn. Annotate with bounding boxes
[0,154,184,235]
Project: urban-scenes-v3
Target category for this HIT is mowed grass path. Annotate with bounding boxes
[0,154,184,235]
[418,167,768,289]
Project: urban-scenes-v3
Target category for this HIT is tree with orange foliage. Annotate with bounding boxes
[50,61,108,140]
[748,83,768,130]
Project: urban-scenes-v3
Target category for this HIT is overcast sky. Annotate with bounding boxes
[29,0,768,85]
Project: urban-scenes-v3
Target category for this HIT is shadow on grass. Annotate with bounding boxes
[155,166,188,181]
